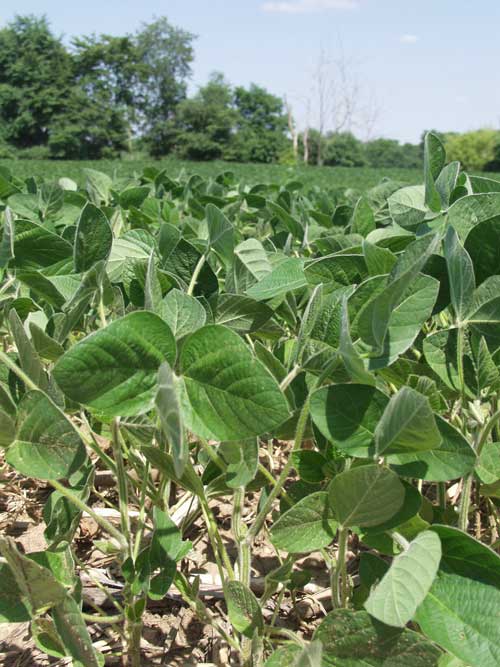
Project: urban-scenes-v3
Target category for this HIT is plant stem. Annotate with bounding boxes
[280,364,301,391]
[111,419,131,552]
[82,612,123,624]
[199,495,235,581]
[246,396,310,544]
[0,349,38,391]
[456,326,466,401]
[49,479,127,549]
[458,473,474,532]
[333,527,349,608]
[438,482,447,511]
[232,487,250,587]
[187,254,206,296]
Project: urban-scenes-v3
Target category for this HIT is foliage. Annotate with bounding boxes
[0,133,499,665]
[445,129,500,171]
[365,138,421,169]
[0,15,73,148]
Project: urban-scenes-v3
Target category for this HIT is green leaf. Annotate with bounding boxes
[448,193,500,241]
[374,387,442,456]
[0,537,68,616]
[73,203,112,273]
[156,362,186,478]
[464,218,500,285]
[225,580,263,638]
[229,238,271,293]
[6,391,87,480]
[357,233,441,352]
[314,609,441,667]
[443,226,475,323]
[476,441,500,485]
[268,200,304,240]
[213,293,274,334]
[206,203,235,266]
[163,288,206,339]
[364,531,442,627]
[310,384,388,458]
[388,185,427,228]
[329,465,405,528]
[179,325,289,441]
[424,132,446,212]
[0,408,15,448]
[351,197,375,236]
[339,296,375,385]
[466,275,500,346]
[53,311,176,418]
[51,595,102,667]
[362,240,397,276]
[423,329,476,397]
[246,257,306,301]
[388,416,476,481]
[144,252,164,315]
[415,527,500,667]
[0,207,14,269]
[29,323,64,362]
[292,641,323,667]
[367,274,439,370]
[270,492,338,553]
[9,309,48,392]
[0,563,30,622]
[220,439,259,488]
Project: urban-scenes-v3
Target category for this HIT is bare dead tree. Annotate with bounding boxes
[303,98,311,164]
[284,96,299,162]
[310,42,378,164]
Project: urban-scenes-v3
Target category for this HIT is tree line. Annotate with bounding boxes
[0,14,499,171]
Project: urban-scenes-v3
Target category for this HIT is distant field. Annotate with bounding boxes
[1,158,426,191]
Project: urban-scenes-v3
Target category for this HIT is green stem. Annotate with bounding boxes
[200,495,235,581]
[457,326,466,401]
[49,479,127,549]
[81,612,123,625]
[247,396,310,544]
[132,462,150,562]
[187,254,206,296]
[333,527,349,608]
[232,487,250,587]
[458,474,474,532]
[438,482,447,511]
[0,349,38,391]
[111,418,131,553]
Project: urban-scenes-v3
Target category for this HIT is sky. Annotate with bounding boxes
[1,0,500,143]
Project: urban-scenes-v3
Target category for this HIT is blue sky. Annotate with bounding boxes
[1,0,499,143]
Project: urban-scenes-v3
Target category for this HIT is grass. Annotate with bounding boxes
[1,157,426,191]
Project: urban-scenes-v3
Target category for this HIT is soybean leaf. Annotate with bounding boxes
[310,384,388,458]
[388,416,476,482]
[364,530,442,627]
[0,563,30,622]
[415,527,500,667]
[0,207,14,269]
[374,387,442,456]
[270,492,337,553]
[220,439,259,488]
[314,609,441,667]
[230,238,271,293]
[291,641,323,667]
[246,257,306,301]
[443,226,475,323]
[156,362,186,477]
[464,218,500,285]
[53,311,176,418]
[73,203,112,273]
[357,233,441,353]
[179,325,289,441]
[0,537,68,616]
[329,465,405,528]
[339,296,375,385]
[351,197,375,236]
[206,203,235,267]
[424,132,446,212]
[163,288,206,339]
[389,185,427,228]
[224,581,263,638]
[6,391,87,480]
[213,293,274,334]
[476,441,500,485]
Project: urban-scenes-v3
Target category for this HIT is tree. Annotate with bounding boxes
[323,132,366,167]
[0,15,73,147]
[444,129,499,171]
[228,84,288,163]
[149,73,237,160]
[134,17,195,136]
[365,138,421,168]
